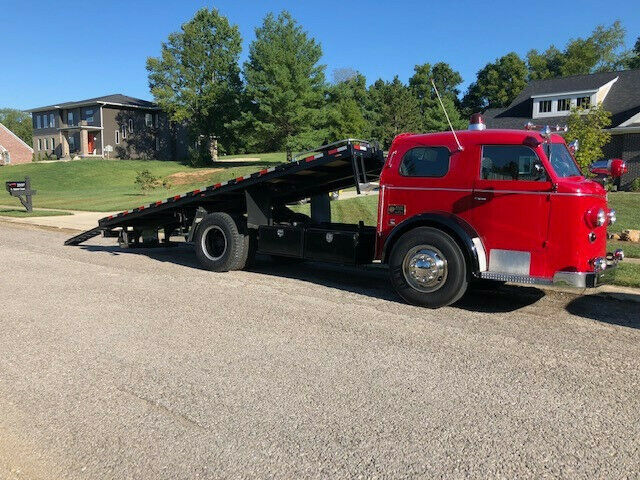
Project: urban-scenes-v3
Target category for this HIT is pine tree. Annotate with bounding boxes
[241,11,326,159]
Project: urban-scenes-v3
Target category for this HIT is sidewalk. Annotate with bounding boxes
[0,205,115,232]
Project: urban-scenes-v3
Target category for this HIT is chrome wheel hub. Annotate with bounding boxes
[402,245,448,293]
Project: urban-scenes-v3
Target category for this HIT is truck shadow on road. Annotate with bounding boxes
[565,295,640,329]
[81,243,548,314]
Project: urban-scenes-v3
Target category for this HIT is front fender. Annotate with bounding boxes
[382,212,487,274]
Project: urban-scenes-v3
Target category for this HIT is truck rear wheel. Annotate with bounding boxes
[389,227,468,308]
[195,212,248,272]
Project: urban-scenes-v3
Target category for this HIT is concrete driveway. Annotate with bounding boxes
[1,223,639,479]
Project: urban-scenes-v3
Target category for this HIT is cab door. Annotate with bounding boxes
[472,144,552,277]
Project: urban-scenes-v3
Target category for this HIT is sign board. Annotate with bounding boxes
[5,177,36,212]
[104,145,113,152]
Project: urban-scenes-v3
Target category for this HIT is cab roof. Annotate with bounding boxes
[393,129,566,149]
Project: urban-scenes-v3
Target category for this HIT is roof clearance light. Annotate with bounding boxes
[468,113,486,131]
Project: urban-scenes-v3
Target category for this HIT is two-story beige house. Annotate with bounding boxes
[27,94,175,160]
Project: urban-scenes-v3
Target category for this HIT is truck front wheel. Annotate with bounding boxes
[195,212,248,272]
[389,227,468,308]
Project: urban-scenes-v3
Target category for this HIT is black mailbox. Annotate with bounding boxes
[5,176,36,212]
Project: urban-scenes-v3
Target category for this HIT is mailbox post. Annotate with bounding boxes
[5,176,37,213]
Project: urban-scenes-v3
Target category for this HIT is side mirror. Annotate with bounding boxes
[568,140,579,155]
[589,158,628,178]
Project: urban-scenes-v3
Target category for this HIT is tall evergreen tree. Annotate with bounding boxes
[146,7,243,161]
[409,62,466,131]
[368,77,421,148]
[241,11,326,158]
[325,73,368,142]
[627,37,640,69]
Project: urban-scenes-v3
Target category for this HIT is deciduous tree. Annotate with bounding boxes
[146,7,243,162]
[462,53,528,113]
[0,108,33,145]
[527,21,627,80]
[565,104,612,174]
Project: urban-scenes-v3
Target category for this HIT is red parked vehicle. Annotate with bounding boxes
[67,116,626,308]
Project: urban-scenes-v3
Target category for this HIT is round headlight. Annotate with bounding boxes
[608,209,616,225]
[596,209,606,227]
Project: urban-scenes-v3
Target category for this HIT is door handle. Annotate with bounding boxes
[474,196,487,201]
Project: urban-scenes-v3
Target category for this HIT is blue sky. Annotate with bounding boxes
[1,0,639,110]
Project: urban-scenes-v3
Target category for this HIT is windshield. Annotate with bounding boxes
[548,143,582,178]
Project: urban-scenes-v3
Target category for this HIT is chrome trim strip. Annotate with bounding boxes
[385,185,603,198]
[472,237,487,272]
[553,272,588,288]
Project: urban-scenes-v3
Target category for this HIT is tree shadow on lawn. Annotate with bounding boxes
[80,243,545,313]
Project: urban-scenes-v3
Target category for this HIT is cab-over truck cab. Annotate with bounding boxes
[378,123,624,307]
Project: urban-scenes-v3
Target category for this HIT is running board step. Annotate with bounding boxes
[64,227,105,246]
[480,271,552,285]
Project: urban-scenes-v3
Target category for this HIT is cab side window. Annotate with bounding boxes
[399,147,449,177]
[481,145,546,181]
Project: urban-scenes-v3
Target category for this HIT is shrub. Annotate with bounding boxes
[134,170,161,191]
[631,178,640,192]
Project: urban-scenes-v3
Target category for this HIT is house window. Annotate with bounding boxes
[121,124,127,139]
[86,109,94,123]
[36,115,41,129]
[46,138,50,150]
[69,135,76,151]
[557,98,571,111]
[49,113,55,128]
[128,118,134,133]
[155,136,160,151]
[68,111,75,126]
[115,130,120,145]
[538,100,552,113]
[51,138,56,150]
[399,147,450,177]
[154,113,159,127]
[37,138,42,150]
[145,113,153,127]
[577,96,591,108]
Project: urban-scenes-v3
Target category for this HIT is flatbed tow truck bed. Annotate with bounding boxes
[65,139,384,248]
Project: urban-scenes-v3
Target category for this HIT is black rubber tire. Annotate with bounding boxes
[194,212,247,272]
[389,227,468,308]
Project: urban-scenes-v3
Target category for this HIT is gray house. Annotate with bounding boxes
[27,94,177,160]
[483,69,640,189]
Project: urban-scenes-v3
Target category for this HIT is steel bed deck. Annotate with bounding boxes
[65,140,384,246]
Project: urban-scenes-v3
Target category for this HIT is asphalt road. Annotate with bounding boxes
[1,222,639,479]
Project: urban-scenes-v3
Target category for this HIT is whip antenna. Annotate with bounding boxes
[431,79,463,152]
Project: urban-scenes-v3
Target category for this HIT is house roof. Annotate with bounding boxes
[0,122,34,152]
[484,69,640,129]
[27,94,158,113]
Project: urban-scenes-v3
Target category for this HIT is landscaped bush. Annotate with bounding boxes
[630,178,640,192]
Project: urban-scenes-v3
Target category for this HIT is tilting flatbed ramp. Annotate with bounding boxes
[65,139,383,246]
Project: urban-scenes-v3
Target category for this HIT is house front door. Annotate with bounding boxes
[88,133,95,154]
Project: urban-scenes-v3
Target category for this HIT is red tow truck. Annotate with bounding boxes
[66,116,626,308]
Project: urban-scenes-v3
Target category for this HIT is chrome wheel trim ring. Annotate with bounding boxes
[402,245,448,293]
[201,225,228,261]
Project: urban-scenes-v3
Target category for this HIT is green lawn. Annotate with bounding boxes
[0,153,286,212]
[291,194,379,226]
[0,208,72,217]
[607,192,640,233]
[610,263,640,289]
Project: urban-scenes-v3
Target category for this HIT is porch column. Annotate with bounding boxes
[79,130,89,156]
[61,133,70,157]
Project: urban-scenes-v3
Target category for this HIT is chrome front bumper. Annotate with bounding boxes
[553,250,623,288]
